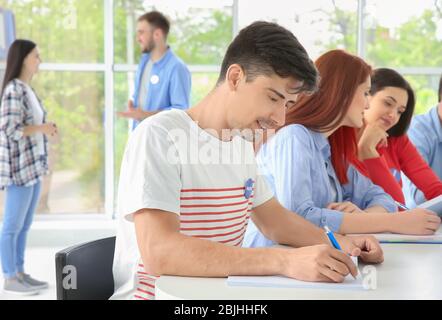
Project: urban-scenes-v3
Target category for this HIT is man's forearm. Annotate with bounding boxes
[142,232,287,277]
[252,203,330,248]
[268,210,330,247]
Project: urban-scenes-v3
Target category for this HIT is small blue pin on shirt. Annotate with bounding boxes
[244,179,254,199]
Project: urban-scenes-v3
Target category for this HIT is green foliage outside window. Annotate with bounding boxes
[1,0,440,213]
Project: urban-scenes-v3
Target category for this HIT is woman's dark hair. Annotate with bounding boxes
[1,39,36,97]
[370,68,415,137]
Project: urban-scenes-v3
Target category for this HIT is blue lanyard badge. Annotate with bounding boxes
[244,179,255,199]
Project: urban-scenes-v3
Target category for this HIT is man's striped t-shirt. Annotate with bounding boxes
[111,109,274,300]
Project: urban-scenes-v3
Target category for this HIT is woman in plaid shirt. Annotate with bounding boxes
[0,40,58,296]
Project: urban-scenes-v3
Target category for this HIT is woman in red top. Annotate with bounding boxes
[353,68,442,207]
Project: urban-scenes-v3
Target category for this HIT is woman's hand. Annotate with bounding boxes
[389,209,441,235]
[40,122,58,137]
[358,123,388,161]
[327,201,364,213]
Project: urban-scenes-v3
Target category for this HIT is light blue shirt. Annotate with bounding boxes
[403,106,442,207]
[243,124,397,248]
[132,48,191,129]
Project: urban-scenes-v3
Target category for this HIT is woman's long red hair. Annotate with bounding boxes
[283,50,372,184]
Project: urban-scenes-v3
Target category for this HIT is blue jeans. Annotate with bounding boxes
[1,181,41,279]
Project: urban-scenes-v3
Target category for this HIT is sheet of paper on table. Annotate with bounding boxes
[349,227,442,244]
[227,256,366,290]
[417,194,442,217]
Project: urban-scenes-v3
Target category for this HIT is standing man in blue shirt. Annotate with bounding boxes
[118,11,191,129]
[404,75,442,207]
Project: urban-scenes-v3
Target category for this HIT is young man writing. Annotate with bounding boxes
[111,21,383,300]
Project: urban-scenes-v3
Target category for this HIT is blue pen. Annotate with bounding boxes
[395,201,409,211]
[325,226,357,279]
[324,225,342,250]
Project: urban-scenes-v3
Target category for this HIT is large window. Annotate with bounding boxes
[33,71,105,214]
[364,0,442,68]
[0,0,440,218]
[113,0,234,215]
[238,0,359,59]
[0,0,105,216]
[362,0,442,113]
[3,0,104,63]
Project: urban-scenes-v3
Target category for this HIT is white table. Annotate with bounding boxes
[156,244,442,300]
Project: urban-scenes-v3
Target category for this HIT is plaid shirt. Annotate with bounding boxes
[0,79,48,189]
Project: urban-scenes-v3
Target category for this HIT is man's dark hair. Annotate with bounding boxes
[217,21,319,94]
[438,73,442,102]
[138,11,170,37]
[370,68,415,137]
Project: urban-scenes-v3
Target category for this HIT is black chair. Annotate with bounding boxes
[55,236,116,300]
